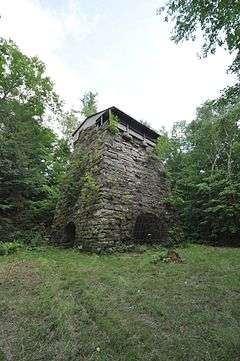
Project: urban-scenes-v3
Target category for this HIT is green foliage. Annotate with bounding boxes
[12,230,49,246]
[59,110,79,145]
[107,112,119,135]
[0,38,69,242]
[81,173,99,207]
[57,141,102,216]
[80,91,98,118]
[162,85,240,245]
[0,106,69,237]
[59,145,89,208]
[0,38,60,116]
[154,128,172,161]
[159,1,240,74]
[0,242,22,255]
[167,222,184,245]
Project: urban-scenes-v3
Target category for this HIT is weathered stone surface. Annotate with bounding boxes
[51,124,171,251]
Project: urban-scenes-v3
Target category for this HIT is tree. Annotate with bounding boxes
[0,39,67,242]
[0,107,57,237]
[157,87,240,245]
[60,91,98,145]
[156,3,240,243]
[159,0,240,74]
[80,91,98,118]
[154,127,172,162]
[59,110,79,146]
[0,38,60,116]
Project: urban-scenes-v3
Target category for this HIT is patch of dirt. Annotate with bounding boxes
[151,250,184,264]
[166,250,184,263]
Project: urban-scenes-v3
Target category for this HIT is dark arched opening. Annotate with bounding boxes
[64,222,76,247]
[134,213,164,243]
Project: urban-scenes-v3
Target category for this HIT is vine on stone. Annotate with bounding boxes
[107,113,119,135]
[81,173,99,207]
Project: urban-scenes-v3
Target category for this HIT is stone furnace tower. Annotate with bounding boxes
[51,107,171,251]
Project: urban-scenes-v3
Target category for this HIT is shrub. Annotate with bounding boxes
[11,230,48,246]
[107,113,119,135]
[0,242,22,256]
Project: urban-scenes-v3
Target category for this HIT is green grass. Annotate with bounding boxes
[0,245,240,361]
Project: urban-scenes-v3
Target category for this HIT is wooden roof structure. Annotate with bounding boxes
[72,106,159,146]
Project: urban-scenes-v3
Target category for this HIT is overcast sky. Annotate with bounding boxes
[0,0,236,130]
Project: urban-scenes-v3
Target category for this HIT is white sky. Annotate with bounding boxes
[0,0,236,131]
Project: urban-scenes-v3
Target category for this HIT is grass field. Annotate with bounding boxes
[0,245,240,361]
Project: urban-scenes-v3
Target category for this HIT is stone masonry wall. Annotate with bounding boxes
[51,124,170,250]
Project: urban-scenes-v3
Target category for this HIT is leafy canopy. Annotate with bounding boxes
[0,38,60,116]
[159,0,240,74]
[59,110,79,146]
[80,91,98,118]
[0,39,68,241]
[155,85,240,245]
